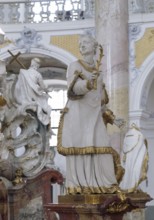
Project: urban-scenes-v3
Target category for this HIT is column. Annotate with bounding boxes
[95,0,129,151]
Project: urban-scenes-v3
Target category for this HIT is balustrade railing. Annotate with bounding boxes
[0,0,94,24]
[129,0,154,14]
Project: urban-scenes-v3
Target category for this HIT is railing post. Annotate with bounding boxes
[0,4,4,24]
[9,3,20,23]
[25,2,35,23]
[0,0,94,24]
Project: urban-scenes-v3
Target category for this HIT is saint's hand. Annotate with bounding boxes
[89,71,98,90]
[91,71,98,80]
[114,118,126,129]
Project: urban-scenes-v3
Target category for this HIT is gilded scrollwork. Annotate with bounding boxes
[107,201,129,213]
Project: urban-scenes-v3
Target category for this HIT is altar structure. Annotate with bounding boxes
[44,33,152,219]
[0,0,153,219]
[47,122,151,220]
[0,58,64,219]
[45,192,151,220]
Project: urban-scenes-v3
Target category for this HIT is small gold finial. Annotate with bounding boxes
[0,95,7,107]
[12,168,24,185]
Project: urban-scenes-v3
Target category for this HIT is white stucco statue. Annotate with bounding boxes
[0,58,54,181]
[120,123,148,192]
[14,57,51,126]
[57,34,125,195]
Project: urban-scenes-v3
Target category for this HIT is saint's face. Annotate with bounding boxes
[30,60,40,70]
[79,37,95,56]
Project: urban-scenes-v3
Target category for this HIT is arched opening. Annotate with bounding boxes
[130,52,154,112]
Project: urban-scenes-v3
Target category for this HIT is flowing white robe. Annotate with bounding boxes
[120,127,148,192]
[58,61,119,194]
[14,68,51,125]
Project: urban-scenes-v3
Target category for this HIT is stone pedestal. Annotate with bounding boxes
[8,168,63,220]
[44,192,152,220]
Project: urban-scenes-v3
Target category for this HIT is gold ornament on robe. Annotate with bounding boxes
[67,70,86,100]
[0,95,7,107]
[93,44,104,90]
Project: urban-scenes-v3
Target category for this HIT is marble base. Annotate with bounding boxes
[44,192,152,220]
[8,168,63,220]
[58,192,151,206]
